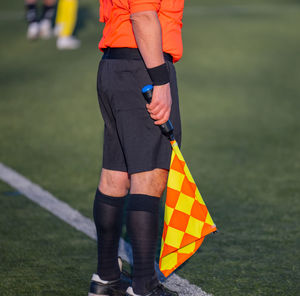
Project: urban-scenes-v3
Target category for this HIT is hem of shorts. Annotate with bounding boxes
[102,165,128,173]
[102,164,170,175]
[128,164,170,175]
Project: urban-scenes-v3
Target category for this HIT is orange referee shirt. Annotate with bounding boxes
[98,0,184,63]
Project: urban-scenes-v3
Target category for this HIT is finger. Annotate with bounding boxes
[147,98,169,112]
[154,110,170,125]
[154,117,169,125]
[154,112,170,124]
[147,100,161,111]
[150,109,166,120]
[148,104,165,115]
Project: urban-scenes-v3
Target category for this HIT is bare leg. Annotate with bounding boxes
[25,0,37,4]
[130,168,168,197]
[98,167,167,198]
[24,0,56,3]
[99,168,130,197]
[43,0,56,5]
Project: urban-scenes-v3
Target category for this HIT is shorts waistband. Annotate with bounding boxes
[102,47,173,63]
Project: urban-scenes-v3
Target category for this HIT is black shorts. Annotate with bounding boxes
[97,49,181,175]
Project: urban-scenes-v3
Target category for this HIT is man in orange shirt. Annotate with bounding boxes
[89,1,184,296]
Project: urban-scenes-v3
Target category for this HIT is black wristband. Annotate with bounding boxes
[147,63,170,86]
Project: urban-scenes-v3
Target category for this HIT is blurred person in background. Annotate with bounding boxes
[25,0,56,40]
[55,0,80,50]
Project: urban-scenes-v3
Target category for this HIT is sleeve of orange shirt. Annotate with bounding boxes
[128,0,161,14]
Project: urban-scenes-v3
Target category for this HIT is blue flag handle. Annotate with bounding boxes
[142,85,175,141]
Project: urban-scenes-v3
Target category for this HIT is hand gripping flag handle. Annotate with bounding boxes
[142,85,175,141]
[142,84,217,277]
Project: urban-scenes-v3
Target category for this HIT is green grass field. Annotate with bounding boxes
[0,0,299,295]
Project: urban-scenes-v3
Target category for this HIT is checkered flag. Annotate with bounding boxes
[159,140,217,277]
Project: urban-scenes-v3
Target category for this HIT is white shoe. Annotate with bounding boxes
[27,22,39,40]
[126,287,142,296]
[126,284,179,296]
[39,19,53,39]
[53,24,62,37]
[88,258,125,296]
[56,36,81,50]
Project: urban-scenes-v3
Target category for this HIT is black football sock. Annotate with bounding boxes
[126,194,161,295]
[93,188,126,281]
[26,4,38,24]
[41,4,55,21]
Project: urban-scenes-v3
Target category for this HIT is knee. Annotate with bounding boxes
[130,169,168,197]
[99,169,130,197]
[149,175,168,196]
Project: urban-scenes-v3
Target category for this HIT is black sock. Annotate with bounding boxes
[93,188,126,281]
[25,4,38,23]
[41,4,55,21]
[126,194,160,295]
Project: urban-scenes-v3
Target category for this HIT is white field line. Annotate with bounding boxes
[0,162,211,296]
[0,4,299,21]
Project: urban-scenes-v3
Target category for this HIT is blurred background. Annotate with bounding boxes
[0,0,299,295]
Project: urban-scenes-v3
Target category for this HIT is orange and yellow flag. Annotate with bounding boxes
[159,140,217,277]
